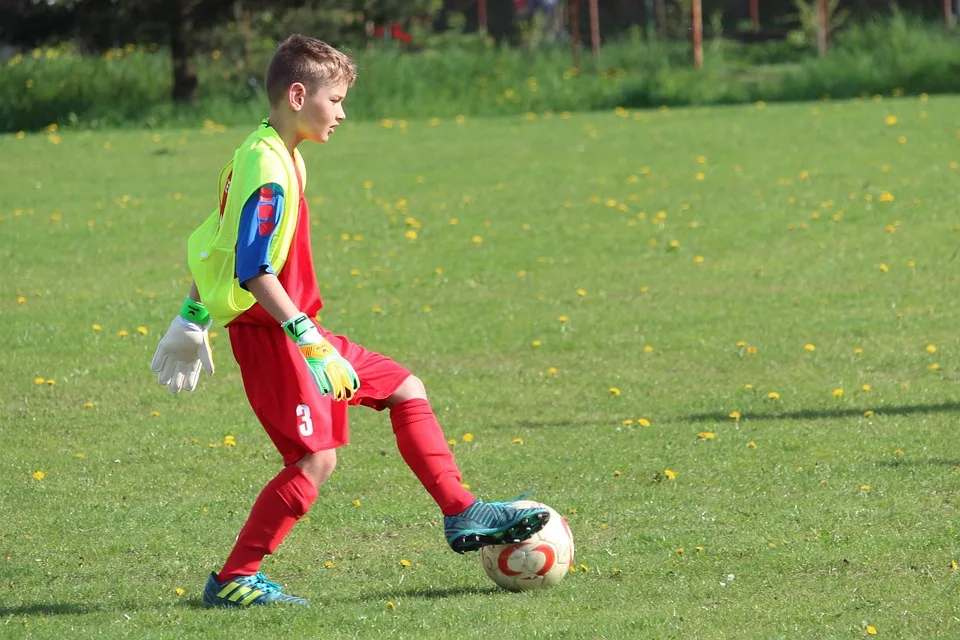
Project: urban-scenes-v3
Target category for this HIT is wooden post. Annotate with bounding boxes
[946,0,956,29]
[749,0,760,33]
[478,0,487,31]
[644,0,655,40]
[569,0,581,71]
[588,0,600,64]
[816,0,828,56]
[654,0,666,36]
[691,0,702,69]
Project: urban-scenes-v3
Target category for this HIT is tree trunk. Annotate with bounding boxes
[691,0,702,69]
[653,0,666,36]
[170,0,198,103]
[816,0,828,56]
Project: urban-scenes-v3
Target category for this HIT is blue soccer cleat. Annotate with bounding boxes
[201,571,309,608]
[444,497,551,554]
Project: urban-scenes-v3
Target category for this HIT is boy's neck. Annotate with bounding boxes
[267,109,300,157]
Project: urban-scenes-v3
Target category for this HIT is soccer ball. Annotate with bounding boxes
[480,500,574,592]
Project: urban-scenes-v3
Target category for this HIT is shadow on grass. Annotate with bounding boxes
[0,602,104,616]
[679,402,960,423]
[352,585,501,602]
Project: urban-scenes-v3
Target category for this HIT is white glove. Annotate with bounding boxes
[150,315,215,393]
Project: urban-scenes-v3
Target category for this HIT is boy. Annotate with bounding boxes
[149,34,550,608]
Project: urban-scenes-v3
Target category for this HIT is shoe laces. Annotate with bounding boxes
[252,572,282,592]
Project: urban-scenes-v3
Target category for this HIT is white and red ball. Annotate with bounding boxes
[480,500,574,592]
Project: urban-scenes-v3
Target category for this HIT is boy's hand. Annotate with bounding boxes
[282,313,360,402]
[150,299,215,393]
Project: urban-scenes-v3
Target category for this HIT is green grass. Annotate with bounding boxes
[3,95,960,638]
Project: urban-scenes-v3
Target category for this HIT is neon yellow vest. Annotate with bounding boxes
[187,121,305,326]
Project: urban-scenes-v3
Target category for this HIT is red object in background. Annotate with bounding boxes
[374,23,412,43]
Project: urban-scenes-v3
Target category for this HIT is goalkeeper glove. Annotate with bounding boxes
[150,298,215,393]
[282,312,360,402]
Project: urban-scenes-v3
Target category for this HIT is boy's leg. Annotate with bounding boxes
[386,377,475,516]
[217,451,332,582]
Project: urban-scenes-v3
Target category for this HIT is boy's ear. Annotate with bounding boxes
[289,82,307,111]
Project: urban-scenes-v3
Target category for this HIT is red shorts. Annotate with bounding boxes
[229,319,411,465]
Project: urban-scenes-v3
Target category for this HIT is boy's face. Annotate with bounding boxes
[292,79,349,144]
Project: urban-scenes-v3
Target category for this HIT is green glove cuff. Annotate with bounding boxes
[179,298,211,326]
[281,312,312,343]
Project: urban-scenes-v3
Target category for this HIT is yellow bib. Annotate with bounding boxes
[187,121,305,326]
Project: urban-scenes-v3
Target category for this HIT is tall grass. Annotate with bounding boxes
[2,13,958,133]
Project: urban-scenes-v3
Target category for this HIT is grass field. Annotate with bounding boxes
[3,95,960,638]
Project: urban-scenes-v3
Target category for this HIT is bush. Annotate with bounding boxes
[2,14,959,133]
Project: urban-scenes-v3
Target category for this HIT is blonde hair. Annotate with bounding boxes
[264,35,357,105]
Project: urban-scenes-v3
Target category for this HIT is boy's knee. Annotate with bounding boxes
[296,449,337,486]
[388,375,428,406]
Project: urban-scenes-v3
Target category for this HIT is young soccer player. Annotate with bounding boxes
[149,34,550,608]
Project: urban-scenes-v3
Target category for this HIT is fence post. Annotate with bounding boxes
[750,0,760,33]
[569,0,581,72]
[588,0,600,68]
[691,0,702,69]
[478,0,487,31]
[816,0,828,55]
[947,0,956,29]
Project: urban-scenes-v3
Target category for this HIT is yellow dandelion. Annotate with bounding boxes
[879,263,889,272]
[17,295,26,304]
[864,410,875,417]
[748,441,757,448]
[747,346,757,355]
[558,315,569,323]
[118,329,129,337]
[175,588,185,596]
[866,626,877,636]
[33,377,45,384]
[804,343,816,351]
[612,470,621,477]
[547,367,558,375]
[531,339,542,347]
[471,235,483,245]
[32,470,45,480]
[860,484,871,491]
[893,449,904,456]
[462,433,474,442]
[137,326,148,335]
[694,255,704,265]
[324,561,335,568]
[664,469,676,480]
[744,383,754,390]
[512,438,524,444]
[386,600,396,610]
[729,411,741,420]
[767,391,780,400]
[736,340,747,348]
[352,499,361,506]
[83,402,94,408]
[952,560,958,571]
[861,384,871,392]
[405,230,417,240]
[854,347,864,356]
[151,410,160,417]
[697,432,715,440]
[879,192,894,203]
[884,115,897,126]
[926,344,937,353]
[45,379,55,386]
[832,388,844,398]
[576,288,586,296]
[643,345,654,353]
[930,363,940,372]
[638,418,651,427]
[609,387,621,396]
[400,559,412,567]
[622,419,634,426]
[676,547,684,555]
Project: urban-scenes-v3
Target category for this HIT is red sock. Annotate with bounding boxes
[216,464,318,582]
[391,398,475,516]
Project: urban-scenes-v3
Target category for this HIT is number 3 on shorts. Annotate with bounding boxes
[296,403,314,436]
